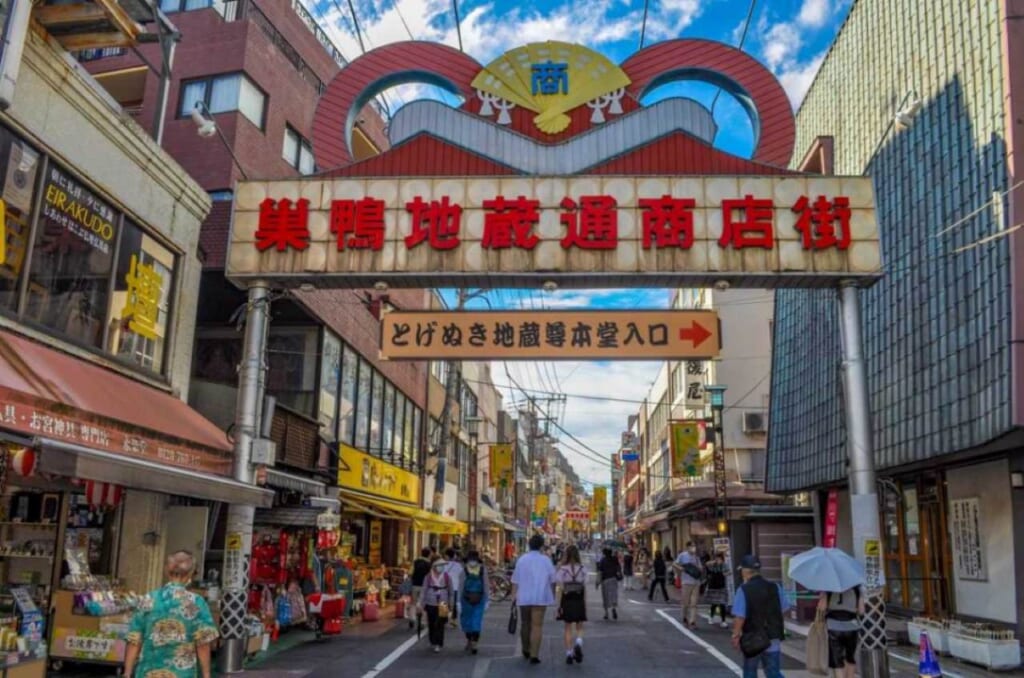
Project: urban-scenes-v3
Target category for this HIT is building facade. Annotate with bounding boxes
[768,0,1024,632]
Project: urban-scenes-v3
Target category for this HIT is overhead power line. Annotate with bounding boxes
[711,0,758,115]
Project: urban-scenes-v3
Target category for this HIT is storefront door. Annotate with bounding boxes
[881,474,950,617]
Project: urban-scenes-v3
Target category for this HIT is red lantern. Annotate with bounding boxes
[9,447,35,477]
[84,480,123,508]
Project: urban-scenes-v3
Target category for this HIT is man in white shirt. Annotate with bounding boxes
[443,548,465,629]
[511,534,556,664]
[673,541,703,630]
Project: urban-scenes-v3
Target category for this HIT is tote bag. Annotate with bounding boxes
[806,608,829,675]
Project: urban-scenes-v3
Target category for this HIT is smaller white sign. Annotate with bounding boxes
[684,360,706,410]
[950,497,986,581]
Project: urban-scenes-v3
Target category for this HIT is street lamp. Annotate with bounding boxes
[190,101,249,180]
[704,385,728,535]
[464,416,482,546]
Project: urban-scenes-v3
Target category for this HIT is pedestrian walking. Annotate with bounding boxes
[418,556,455,653]
[818,586,864,678]
[623,548,635,590]
[510,534,557,665]
[731,554,790,678]
[596,547,622,620]
[673,541,703,630]
[443,548,465,630]
[407,547,432,628]
[705,553,730,628]
[555,545,588,665]
[647,550,671,602]
[459,550,489,655]
[635,547,650,590]
[123,551,218,678]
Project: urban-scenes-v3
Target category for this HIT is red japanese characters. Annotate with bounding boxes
[252,193,854,254]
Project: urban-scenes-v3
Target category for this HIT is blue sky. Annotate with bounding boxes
[304,0,852,486]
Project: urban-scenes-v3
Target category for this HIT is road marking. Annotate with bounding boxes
[656,608,742,676]
[359,633,421,678]
[471,657,492,678]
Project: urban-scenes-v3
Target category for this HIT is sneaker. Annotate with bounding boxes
[720,621,729,629]
[529,657,541,665]
[573,643,583,663]
[433,646,441,653]
[612,608,618,620]
[603,613,608,620]
[566,655,574,665]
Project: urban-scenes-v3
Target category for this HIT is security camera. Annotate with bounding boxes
[373,281,389,292]
[714,279,730,291]
[542,280,558,293]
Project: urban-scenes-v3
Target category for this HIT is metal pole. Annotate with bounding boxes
[219,283,270,674]
[838,282,888,677]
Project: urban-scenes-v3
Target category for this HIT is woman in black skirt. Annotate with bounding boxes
[556,545,588,665]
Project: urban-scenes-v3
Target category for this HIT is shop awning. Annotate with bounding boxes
[264,468,327,497]
[339,490,468,535]
[36,438,273,507]
[0,329,234,476]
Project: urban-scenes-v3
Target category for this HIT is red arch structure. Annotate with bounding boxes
[313,39,796,172]
[312,42,481,171]
[621,39,796,168]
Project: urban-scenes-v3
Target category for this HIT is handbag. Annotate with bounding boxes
[806,608,829,675]
[507,604,518,635]
[437,601,450,619]
[740,626,772,658]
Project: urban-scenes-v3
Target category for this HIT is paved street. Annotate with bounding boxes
[250,554,929,678]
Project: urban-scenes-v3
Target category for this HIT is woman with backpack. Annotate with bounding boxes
[418,556,455,653]
[556,545,587,665]
[704,552,730,627]
[596,547,622,620]
[459,550,488,654]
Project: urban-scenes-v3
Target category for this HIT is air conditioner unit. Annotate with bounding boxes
[742,411,767,434]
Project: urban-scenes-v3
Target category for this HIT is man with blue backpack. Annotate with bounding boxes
[459,550,489,654]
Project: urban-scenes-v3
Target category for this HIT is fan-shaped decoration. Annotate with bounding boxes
[9,446,35,477]
[471,41,631,135]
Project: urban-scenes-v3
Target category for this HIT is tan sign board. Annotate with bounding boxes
[225,175,881,290]
[380,310,720,360]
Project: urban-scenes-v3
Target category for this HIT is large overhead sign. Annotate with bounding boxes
[379,310,720,360]
[226,175,879,289]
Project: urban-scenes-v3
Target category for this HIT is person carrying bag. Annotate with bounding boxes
[805,606,829,675]
[418,557,454,654]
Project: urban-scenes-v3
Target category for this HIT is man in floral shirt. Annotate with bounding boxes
[124,551,219,678]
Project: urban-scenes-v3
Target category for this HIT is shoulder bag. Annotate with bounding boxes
[507,604,518,635]
[740,623,772,658]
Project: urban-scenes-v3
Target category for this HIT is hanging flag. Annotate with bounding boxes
[670,420,702,477]
[489,444,514,488]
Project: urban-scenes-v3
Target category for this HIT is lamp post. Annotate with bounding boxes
[465,415,481,547]
[189,101,249,180]
[704,384,728,535]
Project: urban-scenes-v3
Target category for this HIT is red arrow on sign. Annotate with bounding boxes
[679,321,712,348]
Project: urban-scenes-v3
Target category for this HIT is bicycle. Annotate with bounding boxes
[488,568,512,601]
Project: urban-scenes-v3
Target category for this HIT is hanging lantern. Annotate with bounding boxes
[84,480,124,508]
[9,446,35,477]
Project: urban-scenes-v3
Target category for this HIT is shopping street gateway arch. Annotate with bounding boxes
[218,39,889,674]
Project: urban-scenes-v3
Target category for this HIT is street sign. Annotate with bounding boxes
[380,310,720,360]
[621,452,639,462]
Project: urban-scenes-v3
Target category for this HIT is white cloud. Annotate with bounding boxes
[777,50,825,107]
[796,0,830,28]
[644,0,704,41]
[761,21,802,70]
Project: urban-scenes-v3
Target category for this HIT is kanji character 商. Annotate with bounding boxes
[792,195,852,250]
[482,196,540,250]
[719,194,774,249]
[121,253,163,340]
[330,198,386,250]
[639,195,696,249]
[255,198,310,251]
[560,196,618,250]
[531,61,569,95]
[405,196,462,250]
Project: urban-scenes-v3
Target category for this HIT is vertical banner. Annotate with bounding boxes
[593,486,607,517]
[823,488,839,548]
[670,421,702,477]
[368,519,382,566]
[684,360,706,409]
[489,444,514,488]
[534,494,549,515]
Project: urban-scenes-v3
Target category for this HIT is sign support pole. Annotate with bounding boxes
[838,282,888,677]
[219,283,270,674]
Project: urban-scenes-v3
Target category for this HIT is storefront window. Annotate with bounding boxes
[318,331,341,440]
[382,382,395,461]
[0,129,41,311]
[339,344,357,446]
[369,368,384,457]
[26,164,118,348]
[105,220,175,372]
[355,357,371,450]
[393,394,405,465]
[265,327,318,416]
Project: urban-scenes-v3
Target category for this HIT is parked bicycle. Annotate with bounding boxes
[488,567,512,601]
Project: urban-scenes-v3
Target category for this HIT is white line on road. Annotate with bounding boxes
[656,608,742,676]
[359,633,422,678]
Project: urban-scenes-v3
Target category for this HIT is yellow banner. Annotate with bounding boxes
[592,487,607,518]
[490,444,514,489]
[670,421,702,478]
[534,494,549,514]
[338,444,420,504]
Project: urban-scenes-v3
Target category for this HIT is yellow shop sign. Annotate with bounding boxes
[338,444,420,505]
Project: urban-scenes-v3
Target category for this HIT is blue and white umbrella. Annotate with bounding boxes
[787,547,865,592]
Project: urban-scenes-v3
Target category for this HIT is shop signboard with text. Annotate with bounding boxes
[381,310,719,360]
[225,176,880,290]
[338,444,420,505]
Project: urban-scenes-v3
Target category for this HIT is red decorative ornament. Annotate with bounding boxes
[84,480,124,508]
[9,446,36,477]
